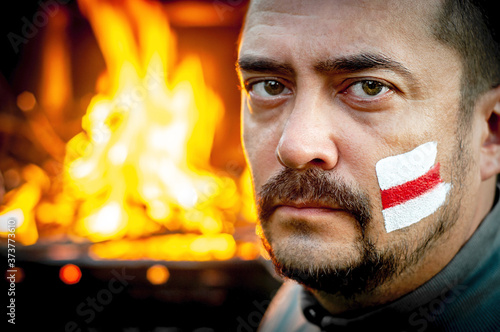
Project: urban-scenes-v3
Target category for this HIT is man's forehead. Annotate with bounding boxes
[243,0,440,32]
[247,0,399,16]
[240,0,444,67]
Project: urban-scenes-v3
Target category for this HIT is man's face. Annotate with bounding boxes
[238,0,484,297]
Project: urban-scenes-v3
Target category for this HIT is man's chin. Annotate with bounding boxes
[265,237,400,298]
[275,263,375,298]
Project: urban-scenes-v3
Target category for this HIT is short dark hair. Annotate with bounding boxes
[432,0,500,122]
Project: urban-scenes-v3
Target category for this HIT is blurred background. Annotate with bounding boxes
[0,0,282,330]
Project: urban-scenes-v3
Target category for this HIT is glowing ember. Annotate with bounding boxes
[147,264,170,285]
[0,0,258,260]
[60,264,82,285]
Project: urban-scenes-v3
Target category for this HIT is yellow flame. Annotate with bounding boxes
[0,165,47,245]
[62,0,252,253]
[89,234,237,261]
[0,0,260,261]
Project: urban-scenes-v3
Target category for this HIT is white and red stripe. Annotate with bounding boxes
[375,142,451,233]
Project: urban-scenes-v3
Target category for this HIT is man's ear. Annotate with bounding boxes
[480,85,500,181]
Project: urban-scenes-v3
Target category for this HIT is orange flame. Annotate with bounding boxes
[0,0,258,260]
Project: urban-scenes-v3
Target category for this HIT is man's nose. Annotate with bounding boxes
[276,98,339,170]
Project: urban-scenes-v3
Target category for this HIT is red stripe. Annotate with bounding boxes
[381,163,442,209]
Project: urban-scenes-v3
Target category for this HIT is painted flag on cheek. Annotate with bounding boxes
[375,141,451,233]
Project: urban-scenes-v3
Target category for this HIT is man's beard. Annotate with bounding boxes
[257,166,462,299]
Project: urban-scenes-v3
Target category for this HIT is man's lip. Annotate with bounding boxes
[273,203,346,220]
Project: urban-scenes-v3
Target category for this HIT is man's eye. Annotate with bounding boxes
[248,80,291,98]
[347,80,390,98]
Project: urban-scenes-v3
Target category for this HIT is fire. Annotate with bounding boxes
[0,0,259,261]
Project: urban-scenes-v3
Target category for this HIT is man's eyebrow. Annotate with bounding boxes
[314,53,416,82]
[236,53,418,88]
[236,56,295,77]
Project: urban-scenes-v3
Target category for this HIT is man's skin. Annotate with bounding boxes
[237,0,500,314]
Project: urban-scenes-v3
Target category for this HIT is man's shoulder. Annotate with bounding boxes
[258,281,320,332]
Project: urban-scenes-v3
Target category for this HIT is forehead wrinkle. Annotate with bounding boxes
[242,11,317,40]
[245,0,325,20]
[246,0,396,21]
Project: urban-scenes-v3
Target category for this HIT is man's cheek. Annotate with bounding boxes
[375,141,451,233]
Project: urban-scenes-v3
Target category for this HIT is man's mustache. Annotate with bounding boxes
[257,167,372,230]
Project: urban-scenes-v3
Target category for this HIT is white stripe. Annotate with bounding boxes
[376,141,437,190]
[382,182,451,233]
